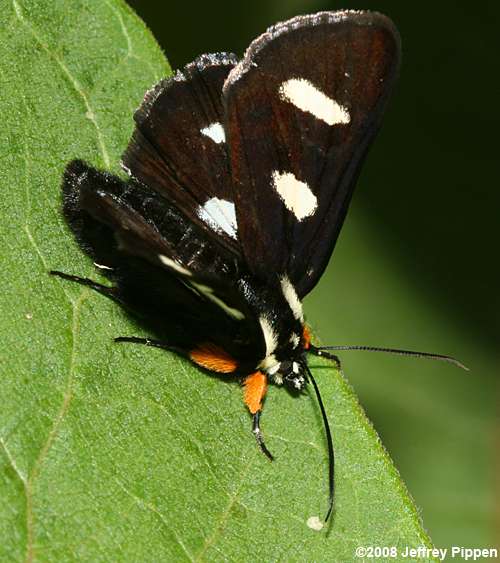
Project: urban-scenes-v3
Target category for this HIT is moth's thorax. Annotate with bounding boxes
[238,274,307,388]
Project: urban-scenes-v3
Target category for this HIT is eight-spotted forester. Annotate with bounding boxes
[51,10,465,522]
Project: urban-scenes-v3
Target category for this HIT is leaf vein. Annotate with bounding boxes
[105,0,132,58]
[12,0,110,167]
[194,447,253,562]
[19,92,76,308]
[116,478,196,562]
[0,435,28,485]
[24,291,87,562]
[104,0,162,81]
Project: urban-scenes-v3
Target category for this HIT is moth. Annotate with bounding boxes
[51,10,463,521]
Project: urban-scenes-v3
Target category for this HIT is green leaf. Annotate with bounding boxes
[0,1,435,560]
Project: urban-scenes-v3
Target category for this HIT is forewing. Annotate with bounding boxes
[223,11,401,296]
[63,161,239,283]
[122,53,240,249]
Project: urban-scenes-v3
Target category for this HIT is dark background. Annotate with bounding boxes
[128,0,499,548]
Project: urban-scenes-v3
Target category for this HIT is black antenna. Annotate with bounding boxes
[302,361,335,523]
[312,345,468,371]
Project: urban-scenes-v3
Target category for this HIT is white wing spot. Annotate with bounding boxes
[279,78,350,126]
[201,122,226,144]
[280,276,303,321]
[272,171,317,221]
[159,255,192,277]
[197,197,237,239]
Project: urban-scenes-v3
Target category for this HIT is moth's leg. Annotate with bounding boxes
[308,345,341,370]
[114,336,178,351]
[244,372,273,461]
[50,270,121,303]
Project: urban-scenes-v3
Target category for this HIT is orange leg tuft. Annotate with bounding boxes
[190,343,238,374]
[243,372,273,460]
[243,371,268,414]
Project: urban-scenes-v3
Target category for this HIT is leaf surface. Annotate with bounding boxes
[0,1,435,560]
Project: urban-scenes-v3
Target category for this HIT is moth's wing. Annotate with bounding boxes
[62,161,238,281]
[62,160,266,363]
[223,11,401,296]
[122,53,241,250]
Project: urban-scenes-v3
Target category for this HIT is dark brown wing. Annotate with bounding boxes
[223,11,401,296]
[122,53,240,251]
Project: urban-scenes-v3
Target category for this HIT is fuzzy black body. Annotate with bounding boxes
[62,160,265,371]
[54,10,401,521]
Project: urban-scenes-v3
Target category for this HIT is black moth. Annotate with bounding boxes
[52,11,463,522]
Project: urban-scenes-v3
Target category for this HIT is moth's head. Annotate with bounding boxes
[267,358,307,390]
